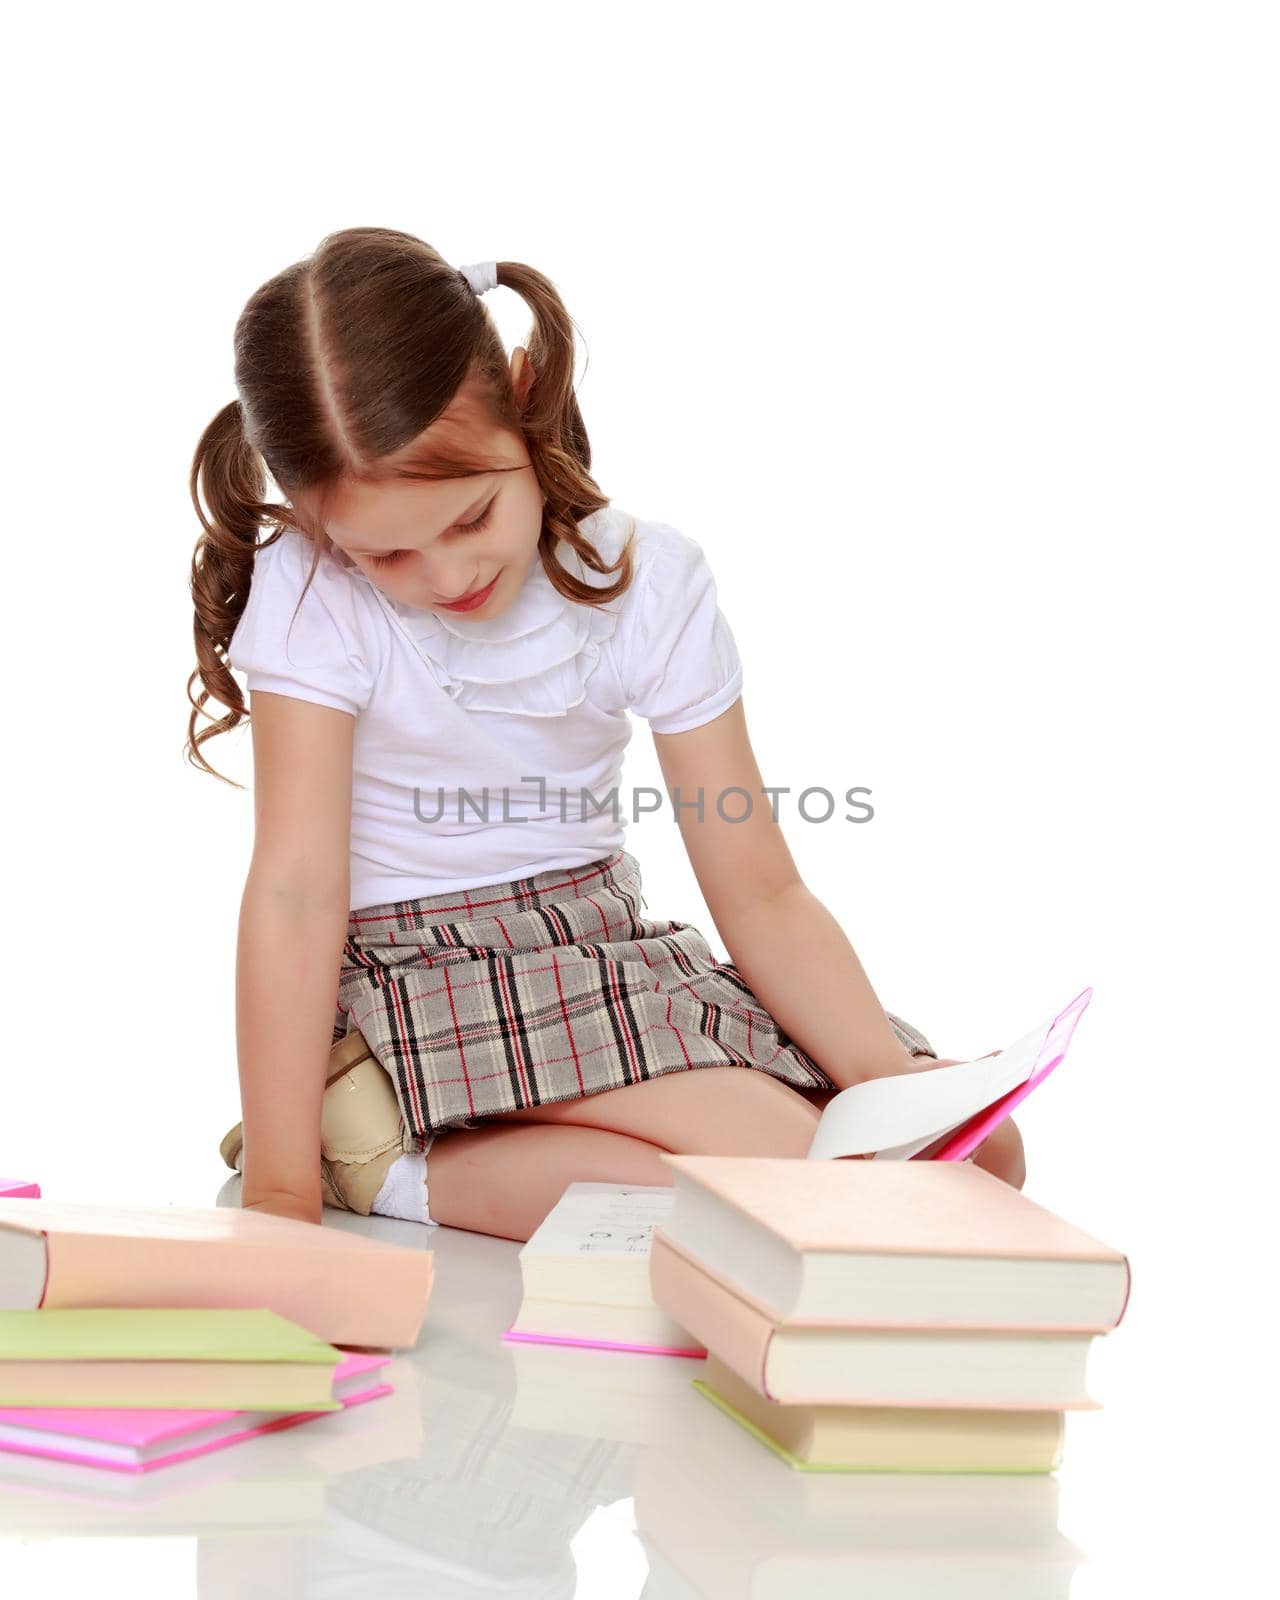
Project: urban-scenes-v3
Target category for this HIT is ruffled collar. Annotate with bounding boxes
[324,508,628,718]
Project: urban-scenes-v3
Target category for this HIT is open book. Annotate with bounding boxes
[807,988,1092,1162]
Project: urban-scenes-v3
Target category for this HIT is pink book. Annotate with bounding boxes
[654,1155,1132,1335]
[932,988,1093,1163]
[807,989,1093,1162]
[0,1352,392,1474]
[0,1198,433,1350]
[650,1231,1102,1410]
[502,1330,704,1358]
[0,1180,40,1199]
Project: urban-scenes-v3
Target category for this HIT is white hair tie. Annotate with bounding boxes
[458,260,499,296]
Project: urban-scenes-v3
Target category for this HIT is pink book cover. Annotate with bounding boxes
[0,1352,392,1474]
[930,988,1093,1162]
[0,1180,40,1199]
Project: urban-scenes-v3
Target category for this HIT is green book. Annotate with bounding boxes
[0,1307,344,1412]
[693,1361,1064,1474]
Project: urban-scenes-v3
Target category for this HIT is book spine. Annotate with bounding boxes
[650,1234,778,1399]
[1114,1252,1134,1330]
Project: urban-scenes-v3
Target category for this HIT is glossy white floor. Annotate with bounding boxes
[1,1135,1268,1599]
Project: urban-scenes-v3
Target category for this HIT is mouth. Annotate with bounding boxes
[435,572,501,613]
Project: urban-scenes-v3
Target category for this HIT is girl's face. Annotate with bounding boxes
[310,417,544,621]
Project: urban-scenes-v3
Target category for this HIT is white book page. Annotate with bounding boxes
[806,1019,1051,1162]
[520,1182,676,1259]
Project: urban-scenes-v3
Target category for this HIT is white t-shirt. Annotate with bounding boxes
[226,506,744,910]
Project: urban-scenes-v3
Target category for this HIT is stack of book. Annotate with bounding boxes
[0,1307,393,1472]
[0,1193,436,1474]
[649,1155,1131,1474]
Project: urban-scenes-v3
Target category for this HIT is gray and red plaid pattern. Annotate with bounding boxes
[334,850,935,1148]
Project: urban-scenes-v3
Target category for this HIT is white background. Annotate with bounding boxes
[3,1,1276,1593]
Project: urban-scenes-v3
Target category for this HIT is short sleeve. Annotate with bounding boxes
[622,523,744,734]
[226,529,375,717]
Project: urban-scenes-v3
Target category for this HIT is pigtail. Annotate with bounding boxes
[184,400,275,788]
[493,263,636,604]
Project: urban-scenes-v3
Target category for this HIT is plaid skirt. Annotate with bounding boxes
[334,849,935,1151]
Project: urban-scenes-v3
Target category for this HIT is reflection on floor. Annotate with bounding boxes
[0,1176,1085,1599]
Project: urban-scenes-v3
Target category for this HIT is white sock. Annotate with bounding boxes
[370,1143,437,1226]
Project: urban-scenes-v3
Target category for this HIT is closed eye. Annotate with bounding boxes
[366,496,497,568]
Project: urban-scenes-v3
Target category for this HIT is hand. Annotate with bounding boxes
[897,1053,1027,1189]
[242,1193,323,1227]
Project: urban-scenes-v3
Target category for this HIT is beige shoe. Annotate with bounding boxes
[219,1026,407,1216]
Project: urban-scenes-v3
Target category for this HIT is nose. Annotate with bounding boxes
[423,557,482,604]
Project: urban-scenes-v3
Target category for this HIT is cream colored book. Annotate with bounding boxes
[505,1182,701,1354]
[695,1354,1065,1473]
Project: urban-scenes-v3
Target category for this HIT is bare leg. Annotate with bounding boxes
[503,1066,822,1155]
[427,1123,673,1241]
[428,1069,823,1242]
[428,1066,1027,1242]
[505,1067,1025,1188]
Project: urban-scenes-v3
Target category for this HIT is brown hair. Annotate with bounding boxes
[185,226,634,787]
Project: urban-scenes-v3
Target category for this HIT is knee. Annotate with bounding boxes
[972,1117,1026,1189]
[670,1067,820,1159]
[428,1123,671,1240]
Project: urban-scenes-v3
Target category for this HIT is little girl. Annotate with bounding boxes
[187,227,1024,1241]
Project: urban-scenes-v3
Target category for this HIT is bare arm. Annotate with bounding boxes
[235,690,357,1222]
[652,696,919,1089]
